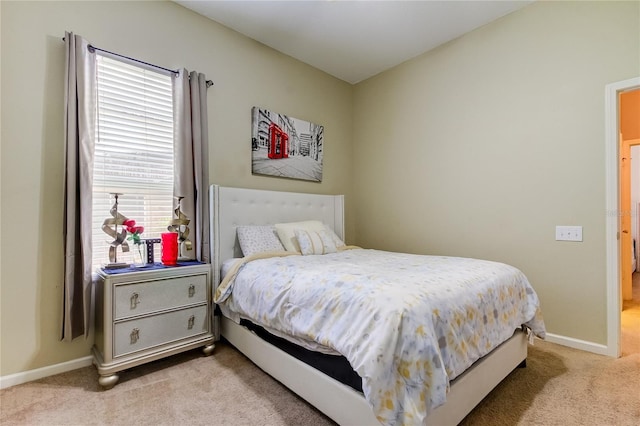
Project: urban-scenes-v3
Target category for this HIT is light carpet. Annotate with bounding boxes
[1,338,639,426]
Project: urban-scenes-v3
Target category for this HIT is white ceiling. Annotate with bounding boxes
[175,0,534,84]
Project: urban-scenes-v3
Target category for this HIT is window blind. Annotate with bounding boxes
[92,54,174,270]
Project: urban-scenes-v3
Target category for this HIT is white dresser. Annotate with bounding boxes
[93,263,214,388]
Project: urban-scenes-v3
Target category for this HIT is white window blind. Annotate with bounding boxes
[92,54,175,270]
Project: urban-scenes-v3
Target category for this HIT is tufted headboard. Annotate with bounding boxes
[209,185,345,287]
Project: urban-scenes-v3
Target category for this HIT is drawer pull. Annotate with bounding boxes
[188,315,195,330]
[130,328,140,344]
[130,292,140,309]
[188,284,195,297]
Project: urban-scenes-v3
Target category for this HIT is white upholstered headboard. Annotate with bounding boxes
[209,185,345,286]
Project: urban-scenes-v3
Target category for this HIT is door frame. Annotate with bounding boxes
[605,76,640,357]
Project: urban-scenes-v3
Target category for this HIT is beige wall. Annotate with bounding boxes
[2,0,639,379]
[353,1,640,345]
[0,0,353,376]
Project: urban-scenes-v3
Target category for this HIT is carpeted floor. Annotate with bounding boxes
[2,274,639,425]
[1,338,639,426]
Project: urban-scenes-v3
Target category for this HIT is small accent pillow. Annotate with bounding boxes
[237,226,285,257]
[295,229,338,255]
[275,220,346,252]
[274,220,326,252]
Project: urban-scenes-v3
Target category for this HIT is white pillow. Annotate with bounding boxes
[295,229,338,255]
[275,220,346,252]
[237,226,285,257]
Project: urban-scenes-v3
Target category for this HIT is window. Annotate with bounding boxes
[91,54,174,270]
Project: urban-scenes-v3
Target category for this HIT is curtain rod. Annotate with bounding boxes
[62,37,214,87]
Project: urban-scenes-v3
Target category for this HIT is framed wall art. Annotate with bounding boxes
[251,106,324,182]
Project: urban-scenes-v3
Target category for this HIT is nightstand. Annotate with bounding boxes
[93,262,214,389]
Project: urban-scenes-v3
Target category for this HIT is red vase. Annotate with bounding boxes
[161,232,178,266]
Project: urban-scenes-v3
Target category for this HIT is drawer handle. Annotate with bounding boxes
[130,328,140,344]
[188,315,195,330]
[130,292,140,309]
[188,284,195,298]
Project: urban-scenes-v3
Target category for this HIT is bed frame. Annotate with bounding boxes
[209,184,527,426]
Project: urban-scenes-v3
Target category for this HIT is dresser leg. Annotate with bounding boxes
[202,343,215,356]
[98,373,119,389]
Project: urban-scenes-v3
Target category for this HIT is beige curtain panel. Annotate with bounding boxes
[62,31,96,341]
[173,70,210,263]
[61,37,211,341]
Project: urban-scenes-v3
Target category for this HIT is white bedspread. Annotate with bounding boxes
[215,249,546,426]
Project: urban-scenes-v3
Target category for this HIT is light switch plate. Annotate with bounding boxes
[555,226,583,242]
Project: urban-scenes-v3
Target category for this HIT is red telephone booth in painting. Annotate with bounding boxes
[268,123,289,159]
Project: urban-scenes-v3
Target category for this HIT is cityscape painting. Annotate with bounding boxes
[251,107,324,182]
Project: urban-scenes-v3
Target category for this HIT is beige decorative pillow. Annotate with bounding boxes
[274,220,326,252]
[295,229,338,255]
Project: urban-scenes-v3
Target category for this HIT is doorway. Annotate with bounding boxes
[619,89,640,356]
[605,77,640,358]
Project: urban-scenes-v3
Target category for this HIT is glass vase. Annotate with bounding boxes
[132,243,147,268]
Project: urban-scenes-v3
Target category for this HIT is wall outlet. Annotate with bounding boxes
[555,226,583,242]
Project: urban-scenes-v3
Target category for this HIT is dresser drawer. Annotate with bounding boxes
[114,274,207,320]
[113,305,208,357]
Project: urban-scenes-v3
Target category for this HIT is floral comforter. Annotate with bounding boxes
[215,249,546,426]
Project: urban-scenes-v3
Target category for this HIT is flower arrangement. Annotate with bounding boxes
[123,219,145,265]
[123,219,144,243]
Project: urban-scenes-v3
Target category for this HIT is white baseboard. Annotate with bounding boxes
[544,333,613,357]
[0,355,93,390]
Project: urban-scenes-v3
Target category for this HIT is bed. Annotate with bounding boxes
[209,184,545,426]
